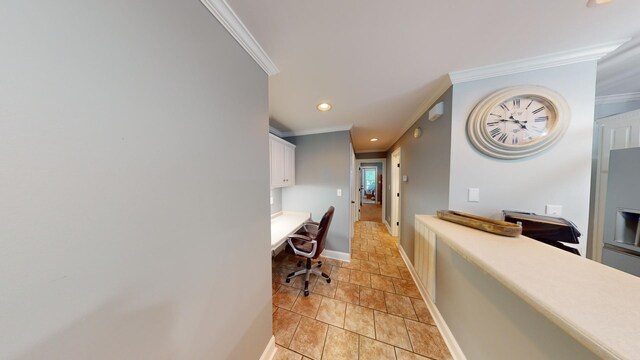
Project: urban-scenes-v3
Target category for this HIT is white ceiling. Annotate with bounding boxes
[226,0,640,152]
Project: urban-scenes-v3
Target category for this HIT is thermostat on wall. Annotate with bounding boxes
[429,102,444,122]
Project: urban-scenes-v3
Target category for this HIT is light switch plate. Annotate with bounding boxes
[270,196,273,205]
[337,189,342,197]
[546,205,562,216]
[468,188,480,202]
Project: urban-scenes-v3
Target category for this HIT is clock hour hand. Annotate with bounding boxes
[508,115,529,130]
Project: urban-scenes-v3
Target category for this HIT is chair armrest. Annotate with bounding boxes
[302,221,320,233]
[289,233,312,242]
[287,237,318,258]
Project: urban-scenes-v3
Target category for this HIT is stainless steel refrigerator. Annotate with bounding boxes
[602,147,640,276]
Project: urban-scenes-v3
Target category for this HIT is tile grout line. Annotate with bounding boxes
[403,317,416,354]
[318,322,329,360]
[286,306,304,349]
[275,221,444,359]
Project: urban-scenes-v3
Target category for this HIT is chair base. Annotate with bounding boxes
[286,258,330,296]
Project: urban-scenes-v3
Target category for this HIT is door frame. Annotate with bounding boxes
[350,144,356,243]
[390,148,401,238]
[356,159,386,224]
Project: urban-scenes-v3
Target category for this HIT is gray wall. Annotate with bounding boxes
[283,131,352,254]
[449,62,598,255]
[436,241,599,360]
[386,88,453,261]
[595,100,640,119]
[0,1,271,359]
[356,151,387,160]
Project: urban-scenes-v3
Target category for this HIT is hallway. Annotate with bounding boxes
[360,204,382,223]
[271,221,452,359]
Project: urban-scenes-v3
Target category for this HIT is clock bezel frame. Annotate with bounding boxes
[467,85,570,160]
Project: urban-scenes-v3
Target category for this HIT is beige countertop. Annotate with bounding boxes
[270,211,310,251]
[416,215,640,360]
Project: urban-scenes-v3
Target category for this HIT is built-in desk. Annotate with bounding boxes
[414,215,640,360]
[270,211,310,253]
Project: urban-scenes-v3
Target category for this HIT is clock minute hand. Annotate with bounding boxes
[509,116,528,130]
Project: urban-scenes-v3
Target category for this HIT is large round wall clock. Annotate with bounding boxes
[466,86,570,160]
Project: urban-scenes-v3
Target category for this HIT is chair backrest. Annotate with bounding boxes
[313,206,335,259]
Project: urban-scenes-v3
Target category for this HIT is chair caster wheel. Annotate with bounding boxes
[304,290,310,296]
[326,278,331,284]
[285,279,291,283]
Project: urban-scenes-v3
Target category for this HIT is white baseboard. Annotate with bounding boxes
[383,219,391,234]
[397,245,467,360]
[321,249,351,262]
[259,335,277,360]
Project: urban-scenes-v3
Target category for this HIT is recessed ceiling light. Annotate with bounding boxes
[587,0,612,7]
[317,102,332,111]
[370,138,379,142]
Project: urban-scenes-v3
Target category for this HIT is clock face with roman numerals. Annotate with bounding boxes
[485,96,556,147]
[467,86,570,160]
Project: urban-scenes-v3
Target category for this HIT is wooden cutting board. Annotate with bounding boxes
[436,210,522,237]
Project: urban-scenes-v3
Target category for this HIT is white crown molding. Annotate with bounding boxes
[386,77,452,151]
[449,39,629,84]
[595,92,640,105]
[281,124,353,137]
[268,126,285,137]
[200,0,279,76]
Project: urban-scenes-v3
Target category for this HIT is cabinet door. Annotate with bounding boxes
[270,139,285,188]
[284,144,295,186]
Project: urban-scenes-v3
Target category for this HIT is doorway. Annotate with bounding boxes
[390,148,401,237]
[356,159,386,224]
[361,166,377,204]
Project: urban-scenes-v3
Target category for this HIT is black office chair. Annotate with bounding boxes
[286,206,334,296]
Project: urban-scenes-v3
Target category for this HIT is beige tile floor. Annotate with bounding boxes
[272,221,452,360]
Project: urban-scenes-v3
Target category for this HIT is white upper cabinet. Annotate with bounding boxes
[283,144,295,185]
[270,134,295,188]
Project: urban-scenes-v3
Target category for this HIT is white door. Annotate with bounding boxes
[391,148,401,237]
[591,109,640,261]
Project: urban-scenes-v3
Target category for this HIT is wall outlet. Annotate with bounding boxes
[468,188,480,202]
[337,189,342,197]
[546,205,562,216]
